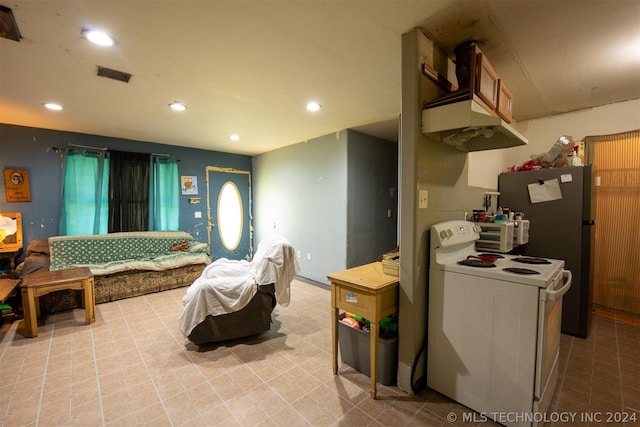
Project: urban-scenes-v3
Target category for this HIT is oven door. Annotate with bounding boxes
[534,270,572,415]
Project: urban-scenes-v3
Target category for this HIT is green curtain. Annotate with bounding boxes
[149,155,179,231]
[59,149,110,235]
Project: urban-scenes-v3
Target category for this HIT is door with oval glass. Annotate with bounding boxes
[206,166,252,261]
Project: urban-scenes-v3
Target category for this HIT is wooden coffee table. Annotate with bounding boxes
[20,267,95,337]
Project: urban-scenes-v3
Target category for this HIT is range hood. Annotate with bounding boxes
[422,99,528,152]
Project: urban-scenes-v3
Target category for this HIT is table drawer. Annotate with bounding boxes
[335,286,376,318]
[334,285,398,320]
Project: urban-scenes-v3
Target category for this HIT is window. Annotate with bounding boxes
[108,151,150,232]
[217,181,243,250]
[60,149,179,235]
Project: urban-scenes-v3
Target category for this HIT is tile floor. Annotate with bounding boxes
[0,278,638,426]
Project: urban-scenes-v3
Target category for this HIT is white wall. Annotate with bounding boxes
[510,98,640,166]
[468,98,640,190]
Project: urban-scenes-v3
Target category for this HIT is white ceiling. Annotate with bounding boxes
[1,1,639,156]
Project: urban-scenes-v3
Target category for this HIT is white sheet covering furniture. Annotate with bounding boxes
[178,234,299,343]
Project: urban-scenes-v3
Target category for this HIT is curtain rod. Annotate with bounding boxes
[152,153,180,162]
[68,143,107,150]
[50,146,179,161]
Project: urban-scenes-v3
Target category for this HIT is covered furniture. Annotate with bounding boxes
[178,234,299,345]
[18,231,210,313]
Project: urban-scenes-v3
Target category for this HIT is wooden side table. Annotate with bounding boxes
[328,261,399,399]
[20,267,95,337]
[0,251,20,275]
[0,278,20,303]
[0,278,20,318]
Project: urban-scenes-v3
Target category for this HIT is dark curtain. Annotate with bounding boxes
[108,151,150,232]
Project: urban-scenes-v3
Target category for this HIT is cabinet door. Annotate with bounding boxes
[475,52,499,111]
[497,80,513,123]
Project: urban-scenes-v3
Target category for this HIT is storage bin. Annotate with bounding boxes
[512,219,529,245]
[381,259,399,276]
[338,320,398,385]
[381,252,399,276]
[474,221,514,253]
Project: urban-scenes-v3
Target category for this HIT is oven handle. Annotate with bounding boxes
[545,270,572,301]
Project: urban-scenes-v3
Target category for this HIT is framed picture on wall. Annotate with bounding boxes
[3,168,31,202]
[181,175,198,195]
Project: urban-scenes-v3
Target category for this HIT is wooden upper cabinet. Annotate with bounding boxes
[497,80,513,123]
[423,40,516,123]
[475,50,499,111]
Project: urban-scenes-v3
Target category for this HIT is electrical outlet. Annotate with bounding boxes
[194,211,202,218]
[297,251,301,258]
[307,253,311,260]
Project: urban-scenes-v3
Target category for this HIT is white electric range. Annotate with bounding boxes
[427,220,572,427]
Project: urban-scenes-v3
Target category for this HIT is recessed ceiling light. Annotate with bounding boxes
[169,102,187,111]
[628,36,640,61]
[82,29,115,47]
[44,103,63,111]
[306,101,321,112]
[229,134,240,141]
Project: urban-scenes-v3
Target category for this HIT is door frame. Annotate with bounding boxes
[205,166,253,259]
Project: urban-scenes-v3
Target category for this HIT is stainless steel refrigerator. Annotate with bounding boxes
[498,165,594,338]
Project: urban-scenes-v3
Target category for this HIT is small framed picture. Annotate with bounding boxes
[181,176,198,195]
[4,168,31,202]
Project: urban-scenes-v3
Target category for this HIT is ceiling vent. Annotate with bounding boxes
[0,5,21,42]
[97,66,132,83]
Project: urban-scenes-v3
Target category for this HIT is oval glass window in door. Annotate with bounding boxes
[217,181,243,251]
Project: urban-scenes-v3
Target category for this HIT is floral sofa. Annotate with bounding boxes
[18,231,210,313]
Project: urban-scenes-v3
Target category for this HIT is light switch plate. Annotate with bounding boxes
[194,211,202,218]
[419,190,428,209]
